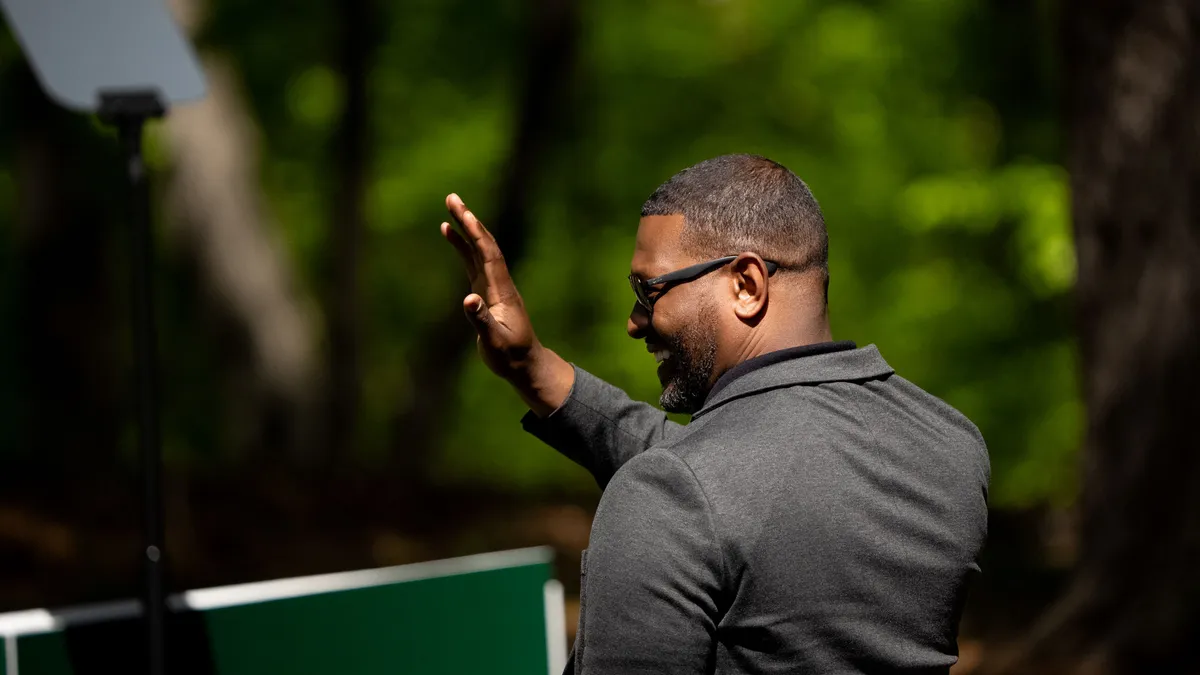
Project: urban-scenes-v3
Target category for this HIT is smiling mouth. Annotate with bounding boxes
[647,343,672,364]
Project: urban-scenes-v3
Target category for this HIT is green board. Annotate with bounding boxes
[0,547,566,675]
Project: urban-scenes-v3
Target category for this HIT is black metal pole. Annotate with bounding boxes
[108,96,166,675]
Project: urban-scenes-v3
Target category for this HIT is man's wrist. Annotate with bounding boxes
[512,344,574,418]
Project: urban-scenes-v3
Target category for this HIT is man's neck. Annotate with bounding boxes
[715,316,833,385]
[737,317,832,362]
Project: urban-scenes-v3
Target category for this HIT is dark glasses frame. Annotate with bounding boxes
[628,255,780,314]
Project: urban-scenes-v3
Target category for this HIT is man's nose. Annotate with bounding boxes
[628,302,650,339]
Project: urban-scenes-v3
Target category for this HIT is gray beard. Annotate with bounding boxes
[659,319,718,415]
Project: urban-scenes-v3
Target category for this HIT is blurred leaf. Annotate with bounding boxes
[286,65,343,130]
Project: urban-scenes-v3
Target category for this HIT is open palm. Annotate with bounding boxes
[440,194,541,379]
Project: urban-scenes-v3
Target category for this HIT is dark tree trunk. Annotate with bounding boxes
[489,0,583,265]
[7,64,120,482]
[994,2,1200,672]
[326,0,374,465]
[388,0,582,481]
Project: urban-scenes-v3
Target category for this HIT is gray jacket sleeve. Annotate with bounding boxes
[575,450,724,674]
[521,365,685,488]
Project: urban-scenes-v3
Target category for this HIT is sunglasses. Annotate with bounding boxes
[628,255,780,314]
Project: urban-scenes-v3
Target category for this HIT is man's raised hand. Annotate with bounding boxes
[441,193,534,375]
[441,194,574,417]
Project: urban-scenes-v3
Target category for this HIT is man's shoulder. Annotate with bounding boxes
[596,446,711,517]
[872,372,990,460]
[653,374,988,484]
[645,389,834,481]
[669,383,836,448]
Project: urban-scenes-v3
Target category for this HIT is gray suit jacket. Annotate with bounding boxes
[523,345,990,674]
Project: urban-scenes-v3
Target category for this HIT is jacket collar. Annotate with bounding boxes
[692,344,895,419]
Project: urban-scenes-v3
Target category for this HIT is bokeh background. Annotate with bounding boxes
[0,0,1089,670]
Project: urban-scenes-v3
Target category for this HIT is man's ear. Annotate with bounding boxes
[730,253,769,323]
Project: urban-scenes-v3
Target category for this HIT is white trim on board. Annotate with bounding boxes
[4,633,18,675]
[543,579,567,675]
[178,546,553,611]
[0,546,554,638]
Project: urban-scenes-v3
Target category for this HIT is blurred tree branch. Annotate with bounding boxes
[163,0,320,460]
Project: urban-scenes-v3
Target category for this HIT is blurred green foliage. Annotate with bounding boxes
[0,0,1075,507]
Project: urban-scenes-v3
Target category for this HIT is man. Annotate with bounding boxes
[440,154,989,674]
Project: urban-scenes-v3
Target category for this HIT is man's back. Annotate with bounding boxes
[672,368,989,672]
[531,346,989,674]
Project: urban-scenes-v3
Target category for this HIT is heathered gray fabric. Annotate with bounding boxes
[522,345,990,675]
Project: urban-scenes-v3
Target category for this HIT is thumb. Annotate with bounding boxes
[463,294,493,333]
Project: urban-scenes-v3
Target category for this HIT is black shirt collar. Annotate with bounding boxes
[704,340,858,407]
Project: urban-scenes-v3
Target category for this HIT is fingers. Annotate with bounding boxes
[441,221,477,277]
[446,193,501,262]
[463,293,493,334]
[444,193,517,298]
[445,193,474,239]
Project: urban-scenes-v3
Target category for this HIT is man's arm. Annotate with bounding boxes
[439,193,681,484]
[522,366,683,488]
[575,450,725,673]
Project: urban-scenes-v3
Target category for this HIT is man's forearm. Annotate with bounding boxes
[508,343,575,419]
